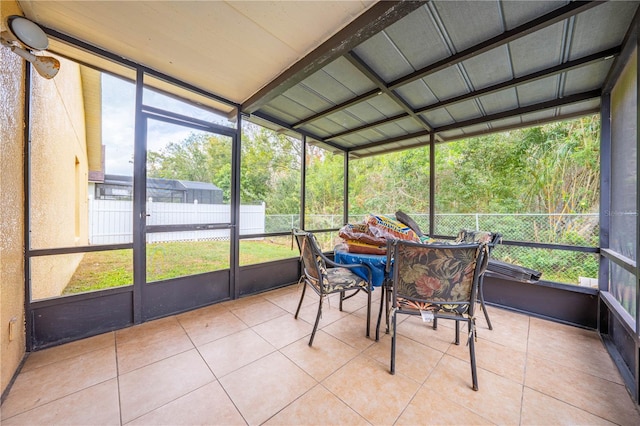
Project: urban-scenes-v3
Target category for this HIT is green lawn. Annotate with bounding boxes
[63,239,297,295]
[63,236,595,295]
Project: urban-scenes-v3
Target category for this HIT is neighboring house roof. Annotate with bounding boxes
[177,180,221,191]
[102,174,220,191]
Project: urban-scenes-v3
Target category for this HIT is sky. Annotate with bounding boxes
[101,74,230,176]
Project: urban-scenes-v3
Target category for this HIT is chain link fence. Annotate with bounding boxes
[267,212,600,286]
[434,213,600,287]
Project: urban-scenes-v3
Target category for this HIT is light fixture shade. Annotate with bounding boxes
[7,15,49,50]
[9,45,60,79]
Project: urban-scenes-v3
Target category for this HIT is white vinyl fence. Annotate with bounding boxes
[88,199,265,244]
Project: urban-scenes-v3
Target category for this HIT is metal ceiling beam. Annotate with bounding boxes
[388,1,601,90]
[293,1,602,142]
[291,50,435,133]
[350,107,600,159]
[346,89,600,156]
[241,1,425,114]
[415,46,619,115]
[347,130,430,152]
[434,89,601,133]
[326,52,433,133]
[438,107,601,143]
[325,46,618,141]
[327,112,408,141]
[350,139,437,159]
[248,110,346,152]
[603,5,640,93]
[292,89,380,128]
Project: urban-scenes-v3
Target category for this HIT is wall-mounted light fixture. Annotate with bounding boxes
[1,15,60,79]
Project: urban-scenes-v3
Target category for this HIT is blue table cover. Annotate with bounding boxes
[334,250,388,287]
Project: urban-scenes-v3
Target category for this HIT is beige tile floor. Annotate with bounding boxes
[2,284,640,425]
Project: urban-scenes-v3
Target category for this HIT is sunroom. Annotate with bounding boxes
[1,0,639,423]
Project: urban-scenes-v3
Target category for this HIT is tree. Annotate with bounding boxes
[148,116,600,224]
[147,132,232,202]
[147,124,303,208]
[241,125,301,213]
[147,133,214,182]
[305,145,344,215]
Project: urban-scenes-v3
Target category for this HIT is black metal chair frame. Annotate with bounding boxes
[387,239,488,390]
[455,230,502,330]
[292,229,373,346]
[375,233,500,339]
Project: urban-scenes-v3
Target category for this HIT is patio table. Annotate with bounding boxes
[334,248,394,341]
[334,249,388,287]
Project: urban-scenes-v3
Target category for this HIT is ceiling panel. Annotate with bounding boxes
[486,115,523,130]
[520,109,557,124]
[478,89,520,115]
[351,31,414,82]
[339,132,373,147]
[422,108,455,129]
[394,79,438,109]
[374,122,413,139]
[438,128,466,141]
[517,75,560,107]
[462,45,513,90]
[366,93,406,117]
[420,66,470,102]
[445,99,483,123]
[322,57,377,94]
[299,117,343,137]
[559,99,600,116]
[562,60,613,96]
[20,1,376,104]
[280,85,332,116]
[323,110,366,131]
[509,21,565,77]
[297,71,357,108]
[259,104,299,125]
[19,0,638,158]
[432,0,504,52]
[459,122,491,135]
[501,0,569,30]
[569,1,638,60]
[383,4,450,70]
[394,116,426,134]
[342,102,389,125]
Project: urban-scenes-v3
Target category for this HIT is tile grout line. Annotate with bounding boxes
[518,315,531,426]
[260,296,372,425]
[0,334,120,423]
[116,317,210,424]
[113,330,124,426]
[126,314,251,425]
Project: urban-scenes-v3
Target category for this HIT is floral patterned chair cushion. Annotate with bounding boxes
[297,231,370,293]
[388,239,485,390]
[301,255,368,293]
[319,267,369,293]
[393,241,481,316]
[293,229,373,346]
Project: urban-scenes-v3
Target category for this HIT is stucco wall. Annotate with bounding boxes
[29,56,89,299]
[1,0,27,398]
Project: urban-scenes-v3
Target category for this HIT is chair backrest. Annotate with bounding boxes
[455,229,502,251]
[390,239,486,315]
[292,229,327,288]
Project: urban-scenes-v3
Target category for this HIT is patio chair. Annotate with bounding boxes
[292,229,372,346]
[388,239,488,390]
[455,229,502,330]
